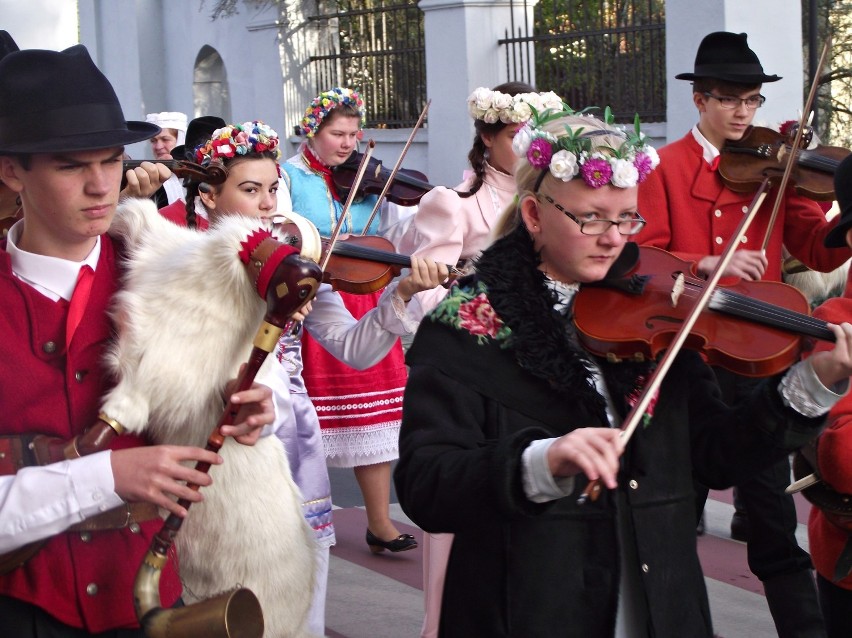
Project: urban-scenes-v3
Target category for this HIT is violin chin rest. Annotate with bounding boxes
[275,211,323,263]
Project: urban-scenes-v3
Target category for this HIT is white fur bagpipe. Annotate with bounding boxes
[102,198,324,638]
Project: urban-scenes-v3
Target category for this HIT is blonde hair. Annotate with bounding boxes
[493,113,631,239]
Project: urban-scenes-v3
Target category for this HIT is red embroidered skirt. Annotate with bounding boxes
[300,289,407,467]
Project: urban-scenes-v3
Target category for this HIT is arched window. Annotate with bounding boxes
[193,45,231,122]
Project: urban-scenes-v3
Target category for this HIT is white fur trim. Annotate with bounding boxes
[103,198,316,637]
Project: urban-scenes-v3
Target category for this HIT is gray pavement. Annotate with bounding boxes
[324,468,788,637]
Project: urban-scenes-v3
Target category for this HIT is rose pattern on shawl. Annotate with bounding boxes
[459,293,504,338]
[626,373,659,429]
[430,281,512,345]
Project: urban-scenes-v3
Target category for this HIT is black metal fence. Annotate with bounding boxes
[305,0,666,127]
[501,0,667,122]
[307,1,427,128]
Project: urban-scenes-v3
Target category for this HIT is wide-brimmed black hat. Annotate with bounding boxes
[0,44,160,154]
[675,32,781,84]
[170,115,227,161]
[824,154,852,248]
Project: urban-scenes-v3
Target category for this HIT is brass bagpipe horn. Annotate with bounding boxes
[132,225,323,638]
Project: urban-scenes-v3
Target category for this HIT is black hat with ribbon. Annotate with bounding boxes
[824,154,852,248]
[170,115,227,162]
[0,44,160,154]
[675,32,781,84]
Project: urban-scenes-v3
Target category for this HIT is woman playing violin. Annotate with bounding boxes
[636,31,850,634]
[387,81,563,638]
[154,119,446,635]
[393,105,852,638]
[281,88,423,555]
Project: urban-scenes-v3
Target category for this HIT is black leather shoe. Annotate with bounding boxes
[366,529,418,554]
[730,510,749,542]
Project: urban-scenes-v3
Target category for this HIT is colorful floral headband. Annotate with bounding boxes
[300,88,366,138]
[194,121,281,173]
[512,105,660,189]
[467,87,564,124]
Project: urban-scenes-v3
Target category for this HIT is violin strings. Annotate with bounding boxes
[795,148,840,172]
[677,277,833,339]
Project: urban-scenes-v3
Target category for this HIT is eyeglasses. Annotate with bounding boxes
[538,194,646,236]
[702,92,766,110]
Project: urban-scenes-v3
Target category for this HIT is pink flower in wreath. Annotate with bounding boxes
[526,138,553,169]
[581,157,613,188]
[458,293,504,338]
[634,152,653,183]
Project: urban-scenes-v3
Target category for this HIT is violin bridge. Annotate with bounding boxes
[670,273,685,307]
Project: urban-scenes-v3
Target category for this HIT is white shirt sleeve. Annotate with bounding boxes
[303,283,409,369]
[521,438,576,503]
[780,358,849,418]
[0,450,124,553]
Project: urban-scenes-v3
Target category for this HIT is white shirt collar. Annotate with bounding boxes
[690,124,720,166]
[6,219,101,302]
[545,276,580,315]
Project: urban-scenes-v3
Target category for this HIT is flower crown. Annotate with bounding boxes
[467,87,564,124]
[512,105,660,189]
[194,121,281,170]
[301,88,366,138]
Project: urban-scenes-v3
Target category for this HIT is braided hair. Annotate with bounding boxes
[458,81,536,199]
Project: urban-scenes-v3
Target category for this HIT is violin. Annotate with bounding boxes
[573,245,835,377]
[276,219,457,295]
[332,151,435,207]
[719,125,851,201]
[120,158,228,190]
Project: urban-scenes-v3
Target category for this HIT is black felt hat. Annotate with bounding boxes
[824,154,852,248]
[0,31,19,61]
[170,115,227,161]
[675,32,781,84]
[0,44,160,154]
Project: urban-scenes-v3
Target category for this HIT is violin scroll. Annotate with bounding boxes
[121,159,228,191]
[332,151,434,207]
[719,125,851,201]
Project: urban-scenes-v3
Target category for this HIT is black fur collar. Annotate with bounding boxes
[472,226,654,419]
[473,225,607,414]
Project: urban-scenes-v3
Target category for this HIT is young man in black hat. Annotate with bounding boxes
[0,44,275,637]
[637,31,850,638]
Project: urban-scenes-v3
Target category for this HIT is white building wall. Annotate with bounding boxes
[665,0,805,143]
[66,1,810,174]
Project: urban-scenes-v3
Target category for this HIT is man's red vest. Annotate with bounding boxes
[0,236,180,632]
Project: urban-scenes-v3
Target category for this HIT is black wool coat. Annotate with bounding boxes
[394,230,824,638]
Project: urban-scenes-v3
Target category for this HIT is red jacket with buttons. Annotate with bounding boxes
[0,235,180,632]
[636,132,849,282]
[806,297,852,590]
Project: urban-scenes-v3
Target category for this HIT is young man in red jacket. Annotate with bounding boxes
[637,31,850,637]
[0,42,275,637]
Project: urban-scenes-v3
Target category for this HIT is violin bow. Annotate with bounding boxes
[322,139,376,271]
[760,37,832,251]
[359,99,431,236]
[578,179,772,504]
